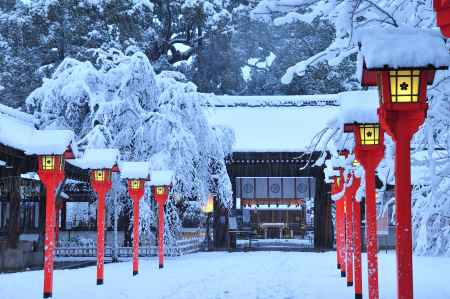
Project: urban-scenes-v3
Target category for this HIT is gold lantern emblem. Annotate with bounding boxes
[94,170,105,182]
[42,156,56,171]
[156,186,165,195]
[359,124,380,145]
[130,180,141,190]
[389,70,420,103]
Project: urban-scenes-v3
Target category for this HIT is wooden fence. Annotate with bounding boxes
[55,238,204,257]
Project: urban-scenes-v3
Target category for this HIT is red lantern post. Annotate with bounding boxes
[345,172,354,288]
[152,185,171,269]
[90,169,112,285]
[358,29,449,299]
[37,155,65,298]
[345,123,385,299]
[349,170,362,299]
[332,169,346,278]
[331,176,341,270]
[338,195,346,278]
[434,0,450,37]
[127,179,145,275]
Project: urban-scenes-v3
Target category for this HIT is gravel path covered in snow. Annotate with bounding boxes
[1,251,449,299]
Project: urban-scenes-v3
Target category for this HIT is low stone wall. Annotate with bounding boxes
[0,240,43,272]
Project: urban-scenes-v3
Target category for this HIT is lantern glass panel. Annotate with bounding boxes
[42,156,55,171]
[130,180,140,190]
[156,186,165,195]
[359,124,380,145]
[389,70,420,103]
[94,170,105,182]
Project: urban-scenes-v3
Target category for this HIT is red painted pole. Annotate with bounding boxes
[333,181,341,270]
[339,198,346,278]
[96,190,106,285]
[346,177,354,287]
[132,196,140,275]
[43,186,56,298]
[365,166,379,299]
[336,199,341,270]
[395,134,413,299]
[158,202,165,269]
[38,156,64,299]
[353,177,362,299]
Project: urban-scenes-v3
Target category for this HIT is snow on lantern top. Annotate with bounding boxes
[339,90,379,125]
[356,26,450,85]
[0,103,75,155]
[149,170,174,186]
[68,148,119,170]
[119,162,151,180]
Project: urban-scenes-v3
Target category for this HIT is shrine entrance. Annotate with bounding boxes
[214,152,333,251]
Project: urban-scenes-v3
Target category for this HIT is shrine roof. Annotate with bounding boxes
[207,99,340,152]
[0,103,75,155]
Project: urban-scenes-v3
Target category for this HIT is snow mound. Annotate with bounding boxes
[119,161,150,179]
[149,170,174,186]
[68,148,119,169]
[0,104,75,155]
[339,89,379,125]
[357,26,450,69]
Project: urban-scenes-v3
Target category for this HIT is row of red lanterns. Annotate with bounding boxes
[37,156,171,298]
[332,23,448,298]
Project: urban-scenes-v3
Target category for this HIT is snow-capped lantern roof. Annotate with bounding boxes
[68,148,120,170]
[0,103,76,155]
[356,26,450,86]
[149,170,174,186]
[119,162,151,180]
[339,90,379,126]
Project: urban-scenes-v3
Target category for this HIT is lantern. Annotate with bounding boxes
[358,124,380,145]
[202,194,215,251]
[130,179,141,190]
[151,184,171,269]
[127,178,146,276]
[93,169,108,182]
[89,168,113,285]
[37,155,65,299]
[202,194,214,214]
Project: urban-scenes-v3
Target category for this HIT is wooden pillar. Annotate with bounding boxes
[7,169,22,249]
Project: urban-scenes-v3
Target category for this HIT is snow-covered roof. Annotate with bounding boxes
[207,105,340,152]
[68,148,119,170]
[339,89,379,125]
[357,26,450,69]
[208,94,339,107]
[0,103,75,155]
[120,161,150,179]
[149,170,174,186]
[0,103,36,125]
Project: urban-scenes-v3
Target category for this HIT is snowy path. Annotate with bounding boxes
[1,251,449,299]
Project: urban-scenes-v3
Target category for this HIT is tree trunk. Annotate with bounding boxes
[7,174,22,249]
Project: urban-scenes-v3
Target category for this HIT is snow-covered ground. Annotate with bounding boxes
[1,251,449,299]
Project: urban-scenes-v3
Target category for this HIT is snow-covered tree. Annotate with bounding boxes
[26,49,234,246]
